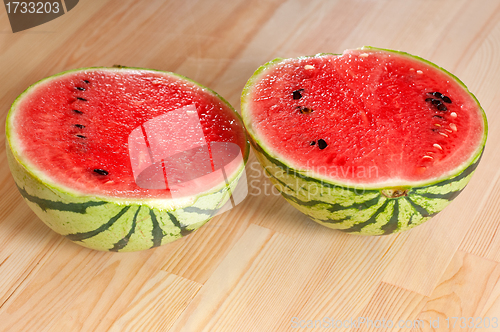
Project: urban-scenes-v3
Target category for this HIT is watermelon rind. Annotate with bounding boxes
[6,67,249,251]
[241,47,487,235]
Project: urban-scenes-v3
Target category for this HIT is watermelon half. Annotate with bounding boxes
[241,47,487,235]
[6,67,249,251]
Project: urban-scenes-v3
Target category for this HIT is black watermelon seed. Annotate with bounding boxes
[433,115,445,120]
[76,87,85,91]
[73,109,83,114]
[318,139,327,150]
[431,99,442,106]
[74,124,85,129]
[310,141,316,145]
[425,98,434,102]
[293,89,304,100]
[76,134,86,138]
[93,169,109,176]
[77,97,87,101]
[428,91,452,103]
[297,106,313,114]
[437,104,448,111]
[429,92,444,99]
[83,80,90,84]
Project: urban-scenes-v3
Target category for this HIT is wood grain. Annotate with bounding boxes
[1,0,500,331]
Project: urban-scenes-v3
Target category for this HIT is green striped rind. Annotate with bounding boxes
[252,139,483,235]
[6,67,249,252]
[7,146,243,251]
[242,47,487,235]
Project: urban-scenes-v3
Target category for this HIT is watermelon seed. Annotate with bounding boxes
[297,106,313,114]
[93,169,109,176]
[317,139,327,149]
[437,104,447,112]
[434,123,441,127]
[433,115,444,120]
[83,80,90,84]
[304,65,315,70]
[77,97,87,101]
[76,134,86,139]
[450,112,457,118]
[445,128,453,133]
[293,89,304,100]
[359,53,369,58]
[450,123,457,131]
[73,109,83,114]
[433,143,443,150]
[428,92,444,99]
[439,132,449,137]
[422,155,433,160]
[76,87,85,91]
[310,141,316,145]
[426,97,448,111]
[428,91,452,104]
[417,70,423,74]
[74,124,85,129]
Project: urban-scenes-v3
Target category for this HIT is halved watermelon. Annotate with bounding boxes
[241,47,487,235]
[6,67,249,251]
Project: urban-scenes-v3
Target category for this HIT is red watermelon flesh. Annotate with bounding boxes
[246,49,486,186]
[12,69,248,198]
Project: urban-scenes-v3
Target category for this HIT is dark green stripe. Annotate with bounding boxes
[150,209,164,248]
[66,206,131,241]
[317,215,352,225]
[344,199,390,233]
[408,213,415,226]
[17,185,107,213]
[183,206,218,216]
[167,212,193,237]
[414,189,464,201]
[334,195,382,214]
[264,168,295,192]
[110,206,141,252]
[279,186,380,213]
[381,200,399,234]
[405,197,436,218]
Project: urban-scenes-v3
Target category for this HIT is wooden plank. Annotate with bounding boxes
[413,251,500,332]
[168,223,274,331]
[354,282,428,332]
[108,271,201,332]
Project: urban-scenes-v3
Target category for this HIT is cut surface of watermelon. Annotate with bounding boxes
[6,67,249,251]
[9,68,248,199]
[242,48,486,188]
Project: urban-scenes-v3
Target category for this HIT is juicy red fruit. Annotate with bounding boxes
[15,69,247,198]
[248,50,485,185]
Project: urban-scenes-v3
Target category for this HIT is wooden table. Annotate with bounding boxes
[1,0,500,331]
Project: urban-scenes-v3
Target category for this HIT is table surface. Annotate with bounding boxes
[1,0,500,331]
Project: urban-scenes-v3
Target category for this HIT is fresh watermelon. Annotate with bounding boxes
[6,67,249,251]
[241,47,487,235]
